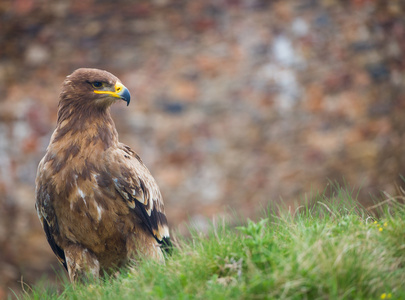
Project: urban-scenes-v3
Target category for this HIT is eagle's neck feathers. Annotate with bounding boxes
[52,103,119,151]
[43,105,119,196]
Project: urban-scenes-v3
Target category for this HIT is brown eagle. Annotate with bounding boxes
[35,68,171,282]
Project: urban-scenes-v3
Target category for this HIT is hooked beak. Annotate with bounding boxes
[93,82,131,106]
[114,82,131,106]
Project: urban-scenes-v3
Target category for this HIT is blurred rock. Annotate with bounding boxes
[25,44,50,66]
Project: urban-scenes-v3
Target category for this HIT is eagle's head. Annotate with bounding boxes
[60,68,131,110]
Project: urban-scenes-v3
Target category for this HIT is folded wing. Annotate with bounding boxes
[111,144,171,250]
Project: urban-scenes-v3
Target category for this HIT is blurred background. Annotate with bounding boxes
[0,0,404,297]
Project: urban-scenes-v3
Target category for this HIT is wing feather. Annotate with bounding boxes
[112,144,171,248]
[35,180,68,270]
[42,217,68,270]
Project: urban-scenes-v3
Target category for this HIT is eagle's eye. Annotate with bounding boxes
[92,82,104,88]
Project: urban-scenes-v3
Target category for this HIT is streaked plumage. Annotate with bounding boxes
[35,68,171,282]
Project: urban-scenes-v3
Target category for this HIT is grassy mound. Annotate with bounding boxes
[26,187,405,299]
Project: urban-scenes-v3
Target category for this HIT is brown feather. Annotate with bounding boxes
[35,68,171,282]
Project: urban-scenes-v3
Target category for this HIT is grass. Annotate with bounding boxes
[24,185,405,300]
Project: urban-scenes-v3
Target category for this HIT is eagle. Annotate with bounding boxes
[35,68,171,282]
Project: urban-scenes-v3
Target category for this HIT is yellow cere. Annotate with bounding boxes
[93,82,124,98]
[115,82,124,93]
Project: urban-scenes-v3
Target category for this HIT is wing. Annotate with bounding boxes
[110,144,172,252]
[35,161,68,270]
